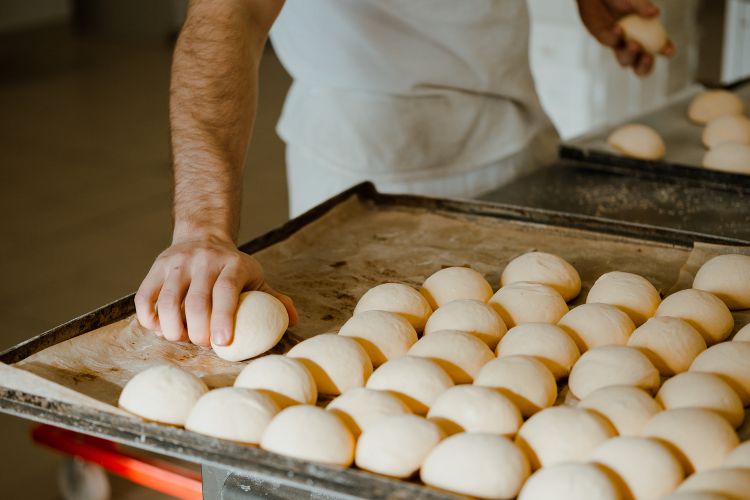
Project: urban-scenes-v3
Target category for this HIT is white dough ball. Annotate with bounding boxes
[628,317,706,376]
[424,299,506,349]
[427,385,522,437]
[185,388,279,444]
[688,90,744,125]
[338,310,417,367]
[590,436,683,500]
[234,354,317,407]
[518,462,620,500]
[703,141,750,174]
[734,323,750,341]
[365,356,453,414]
[693,254,750,310]
[724,440,750,467]
[655,288,734,345]
[607,123,666,161]
[690,340,750,405]
[703,114,750,148]
[586,271,661,325]
[421,433,530,500]
[211,291,288,362]
[568,345,660,400]
[578,385,662,436]
[354,414,443,478]
[677,467,750,499]
[558,303,635,353]
[286,334,372,396]
[353,283,432,330]
[420,266,493,309]
[663,492,734,500]
[644,408,739,474]
[496,323,580,379]
[515,406,616,470]
[500,252,581,301]
[326,387,410,436]
[489,282,569,328]
[408,330,494,383]
[118,364,208,426]
[617,14,668,54]
[474,355,557,417]
[657,371,744,428]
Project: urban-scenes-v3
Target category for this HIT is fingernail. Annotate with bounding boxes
[212,330,230,346]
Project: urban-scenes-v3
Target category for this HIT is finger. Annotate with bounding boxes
[210,267,243,346]
[634,52,654,76]
[185,267,220,347]
[597,27,622,48]
[660,40,675,57]
[156,268,190,342]
[628,0,659,17]
[617,40,640,67]
[135,266,163,333]
[260,284,300,328]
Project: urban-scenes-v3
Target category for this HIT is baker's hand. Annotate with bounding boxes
[576,0,674,76]
[135,236,298,347]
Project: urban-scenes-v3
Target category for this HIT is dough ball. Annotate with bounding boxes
[408,329,494,383]
[734,322,750,341]
[688,90,744,125]
[578,385,662,436]
[724,440,750,467]
[558,303,635,353]
[586,271,661,325]
[515,406,616,470]
[607,123,666,161]
[690,340,750,405]
[326,387,410,436]
[663,492,736,500]
[427,385,522,437]
[365,356,453,414]
[617,14,668,54]
[338,310,417,367]
[500,252,581,301]
[677,467,750,499]
[211,291,288,362]
[703,141,750,174]
[421,433,530,500]
[118,364,208,426]
[496,323,580,379]
[353,283,432,330]
[260,405,354,466]
[424,299,506,349]
[628,317,706,376]
[693,254,750,310]
[590,436,683,500]
[474,355,557,417]
[354,414,443,478]
[287,334,372,396]
[420,266,493,309]
[568,345,660,400]
[657,371,744,428]
[489,282,569,328]
[703,114,750,148]
[644,408,739,474]
[518,463,620,500]
[655,288,734,345]
[185,387,279,444]
[234,354,316,407]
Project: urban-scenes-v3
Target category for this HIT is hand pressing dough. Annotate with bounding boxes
[703,142,750,174]
[607,123,666,161]
[655,288,734,345]
[185,387,278,444]
[590,437,684,500]
[657,372,743,428]
[424,299,506,349]
[693,254,750,310]
[234,354,316,407]
[427,385,522,437]
[496,323,580,379]
[408,329,494,383]
[260,405,354,466]
[500,252,581,301]
[473,355,557,417]
[724,440,750,467]
[617,14,668,54]
[703,114,750,148]
[578,385,662,436]
[568,345,660,399]
[338,310,417,366]
[286,334,372,396]
[354,283,432,330]
[628,317,706,376]
[118,364,208,426]
[644,408,739,474]
[734,323,750,341]
[326,387,410,436]
[518,463,620,500]
[211,291,288,362]
[586,271,661,325]
[489,282,568,328]
[515,406,616,470]
[365,356,453,414]
[354,414,443,478]
[420,266,493,309]
[421,433,530,500]
[688,90,744,125]
[558,303,635,353]
[677,467,750,499]
[690,340,750,405]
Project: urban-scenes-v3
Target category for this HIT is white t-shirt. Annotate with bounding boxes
[270,0,555,183]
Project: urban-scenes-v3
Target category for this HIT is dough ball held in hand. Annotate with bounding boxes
[693,253,750,310]
[234,354,317,407]
[354,283,432,331]
[607,124,666,161]
[408,329,494,384]
[338,310,417,367]
[420,266,493,309]
[489,282,568,328]
[423,299,506,350]
[688,90,744,125]
[617,14,668,54]
[500,251,581,301]
[586,271,661,325]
